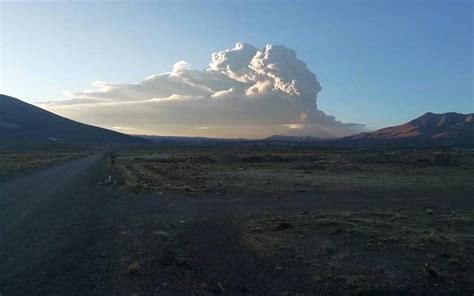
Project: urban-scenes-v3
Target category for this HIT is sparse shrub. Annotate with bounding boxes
[128,261,140,274]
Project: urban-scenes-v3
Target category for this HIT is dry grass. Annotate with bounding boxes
[0,149,92,175]
[242,208,474,292]
[111,147,474,194]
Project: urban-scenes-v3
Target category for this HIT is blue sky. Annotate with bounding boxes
[1,0,472,130]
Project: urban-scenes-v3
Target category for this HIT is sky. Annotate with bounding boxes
[0,0,473,137]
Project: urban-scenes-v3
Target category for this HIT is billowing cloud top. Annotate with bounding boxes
[39,43,364,138]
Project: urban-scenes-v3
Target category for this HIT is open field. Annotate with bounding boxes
[102,147,474,294]
[96,190,474,295]
[1,148,473,295]
[111,147,474,194]
[241,206,474,294]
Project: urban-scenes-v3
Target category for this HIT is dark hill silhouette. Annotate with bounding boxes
[0,94,150,147]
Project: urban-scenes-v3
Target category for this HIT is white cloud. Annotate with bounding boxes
[172,60,192,74]
[38,42,364,139]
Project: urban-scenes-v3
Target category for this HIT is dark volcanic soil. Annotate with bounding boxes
[0,154,473,295]
[96,192,474,295]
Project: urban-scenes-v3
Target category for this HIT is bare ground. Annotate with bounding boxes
[1,148,473,295]
[94,191,474,295]
[103,147,474,295]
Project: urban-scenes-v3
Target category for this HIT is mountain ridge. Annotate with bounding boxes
[336,112,473,146]
[0,94,150,147]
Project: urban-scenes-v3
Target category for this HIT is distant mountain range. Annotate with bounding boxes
[0,94,149,147]
[144,112,474,147]
[139,135,246,144]
[331,112,473,147]
[1,94,472,147]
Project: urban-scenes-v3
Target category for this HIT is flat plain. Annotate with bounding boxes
[105,146,474,295]
[112,146,474,194]
[1,147,473,295]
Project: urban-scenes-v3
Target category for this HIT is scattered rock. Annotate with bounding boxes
[417,158,430,163]
[175,255,189,267]
[218,282,225,291]
[154,230,171,237]
[264,211,271,217]
[274,221,292,231]
[425,263,438,277]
